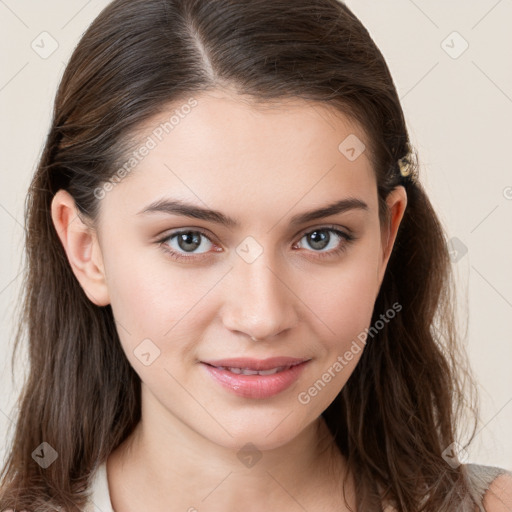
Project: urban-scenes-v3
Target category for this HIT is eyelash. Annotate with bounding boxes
[155,225,356,263]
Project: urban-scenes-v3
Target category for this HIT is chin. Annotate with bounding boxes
[199,413,311,452]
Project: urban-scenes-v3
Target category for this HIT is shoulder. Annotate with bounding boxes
[463,463,512,511]
[482,472,512,512]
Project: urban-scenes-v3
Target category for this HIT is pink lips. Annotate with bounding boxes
[200,357,310,399]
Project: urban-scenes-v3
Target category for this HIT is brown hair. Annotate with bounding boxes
[0,0,480,510]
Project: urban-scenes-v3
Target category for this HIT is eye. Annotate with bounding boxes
[157,229,220,262]
[156,225,355,263]
[293,226,355,258]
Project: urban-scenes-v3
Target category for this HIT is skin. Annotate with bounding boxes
[51,88,408,511]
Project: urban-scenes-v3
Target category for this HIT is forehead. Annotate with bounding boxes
[98,90,377,223]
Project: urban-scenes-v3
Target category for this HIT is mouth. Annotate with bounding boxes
[206,364,299,376]
[201,356,309,372]
[200,363,301,375]
[200,357,311,399]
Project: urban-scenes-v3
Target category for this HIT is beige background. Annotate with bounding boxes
[1,0,511,470]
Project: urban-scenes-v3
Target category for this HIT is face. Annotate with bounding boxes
[53,89,406,452]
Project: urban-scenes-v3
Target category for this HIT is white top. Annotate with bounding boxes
[86,460,510,511]
[88,461,114,512]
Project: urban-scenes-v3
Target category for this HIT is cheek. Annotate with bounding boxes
[102,243,185,342]
[103,243,219,360]
[301,241,382,344]
[294,255,381,413]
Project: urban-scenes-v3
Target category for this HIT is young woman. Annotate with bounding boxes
[1,0,511,511]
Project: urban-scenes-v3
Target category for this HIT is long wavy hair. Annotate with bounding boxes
[0,0,480,510]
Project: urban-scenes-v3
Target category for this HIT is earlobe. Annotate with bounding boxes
[50,189,110,306]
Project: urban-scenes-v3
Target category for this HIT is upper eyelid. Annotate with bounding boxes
[297,224,352,237]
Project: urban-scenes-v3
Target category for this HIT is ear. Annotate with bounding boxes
[376,185,408,290]
[50,189,110,306]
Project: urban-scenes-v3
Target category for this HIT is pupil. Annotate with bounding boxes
[178,232,201,252]
[309,230,329,250]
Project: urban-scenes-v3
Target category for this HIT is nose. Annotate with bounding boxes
[220,250,299,341]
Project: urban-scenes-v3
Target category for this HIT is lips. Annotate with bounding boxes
[200,357,311,399]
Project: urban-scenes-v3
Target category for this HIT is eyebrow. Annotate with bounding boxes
[137,197,369,228]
